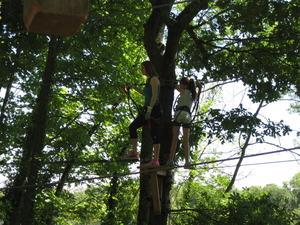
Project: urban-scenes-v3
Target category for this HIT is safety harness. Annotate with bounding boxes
[173,81,204,124]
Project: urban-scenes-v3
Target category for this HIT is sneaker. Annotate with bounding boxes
[184,162,195,169]
[123,151,139,158]
[145,159,160,166]
[166,160,175,167]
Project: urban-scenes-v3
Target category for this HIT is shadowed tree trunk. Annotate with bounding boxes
[142,1,209,224]
[20,35,58,225]
[3,35,58,225]
[138,126,154,224]
[0,73,14,124]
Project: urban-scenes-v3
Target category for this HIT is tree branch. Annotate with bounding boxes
[224,100,264,193]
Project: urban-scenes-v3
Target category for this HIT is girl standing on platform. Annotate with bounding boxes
[166,77,202,169]
[123,61,162,166]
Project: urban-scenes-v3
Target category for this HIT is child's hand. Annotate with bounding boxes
[126,83,136,89]
[144,106,152,120]
[196,81,203,89]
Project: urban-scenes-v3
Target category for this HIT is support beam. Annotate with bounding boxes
[139,165,170,215]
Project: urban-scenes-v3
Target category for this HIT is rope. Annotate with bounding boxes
[191,82,204,122]
[123,85,141,119]
[1,147,299,191]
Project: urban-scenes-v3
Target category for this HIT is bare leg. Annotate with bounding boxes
[131,138,138,154]
[169,126,180,161]
[182,127,190,164]
[153,144,160,162]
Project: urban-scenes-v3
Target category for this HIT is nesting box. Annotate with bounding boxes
[23,0,90,36]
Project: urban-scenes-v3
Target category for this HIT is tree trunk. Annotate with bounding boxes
[0,73,14,124]
[3,35,58,225]
[137,125,153,225]
[142,1,209,224]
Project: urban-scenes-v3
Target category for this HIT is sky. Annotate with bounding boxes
[216,82,300,189]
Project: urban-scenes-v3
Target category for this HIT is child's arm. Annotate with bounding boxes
[175,84,186,96]
[130,85,144,95]
[195,82,203,100]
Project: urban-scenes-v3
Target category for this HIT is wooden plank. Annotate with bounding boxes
[116,158,139,163]
[150,172,161,215]
[157,170,166,176]
[139,164,161,169]
[158,177,163,199]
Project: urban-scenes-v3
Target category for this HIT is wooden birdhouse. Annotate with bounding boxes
[23,0,90,36]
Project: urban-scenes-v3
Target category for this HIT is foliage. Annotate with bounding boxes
[202,104,291,144]
[32,177,140,225]
[1,0,300,224]
[169,180,300,225]
[222,191,299,225]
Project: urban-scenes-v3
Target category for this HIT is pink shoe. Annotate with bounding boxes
[123,151,139,158]
[146,159,160,166]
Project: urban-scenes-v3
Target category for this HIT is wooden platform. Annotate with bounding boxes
[116,158,139,163]
[138,164,168,176]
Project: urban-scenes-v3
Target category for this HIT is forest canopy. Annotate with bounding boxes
[0,0,300,224]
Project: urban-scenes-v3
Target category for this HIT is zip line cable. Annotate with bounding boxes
[0,158,138,166]
[1,147,299,191]
[0,147,298,167]
[218,159,299,168]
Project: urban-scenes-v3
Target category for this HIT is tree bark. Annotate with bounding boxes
[142,1,209,224]
[137,126,153,225]
[3,36,57,224]
[0,73,14,124]
[7,35,58,225]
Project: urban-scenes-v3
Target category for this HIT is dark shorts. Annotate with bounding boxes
[173,109,191,128]
[129,104,162,144]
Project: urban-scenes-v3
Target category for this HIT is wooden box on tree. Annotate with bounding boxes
[23,0,89,36]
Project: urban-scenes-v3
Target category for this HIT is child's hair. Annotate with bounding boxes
[180,77,196,101]
[142,61,159,85]
[142,61,158,78]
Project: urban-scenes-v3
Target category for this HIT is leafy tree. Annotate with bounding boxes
[0,0,300,225]
[168,176,300,224]
[222,191,299,225]
[142,0,299,222]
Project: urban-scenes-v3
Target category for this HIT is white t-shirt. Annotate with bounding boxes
[177,89,193,109]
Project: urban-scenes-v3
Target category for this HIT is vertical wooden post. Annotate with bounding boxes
[139,165,168,215]
[150,172,161,215]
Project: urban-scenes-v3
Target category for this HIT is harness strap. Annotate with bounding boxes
[147,117,160,130]
[123,85,140,119]
[176,106,191,113]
